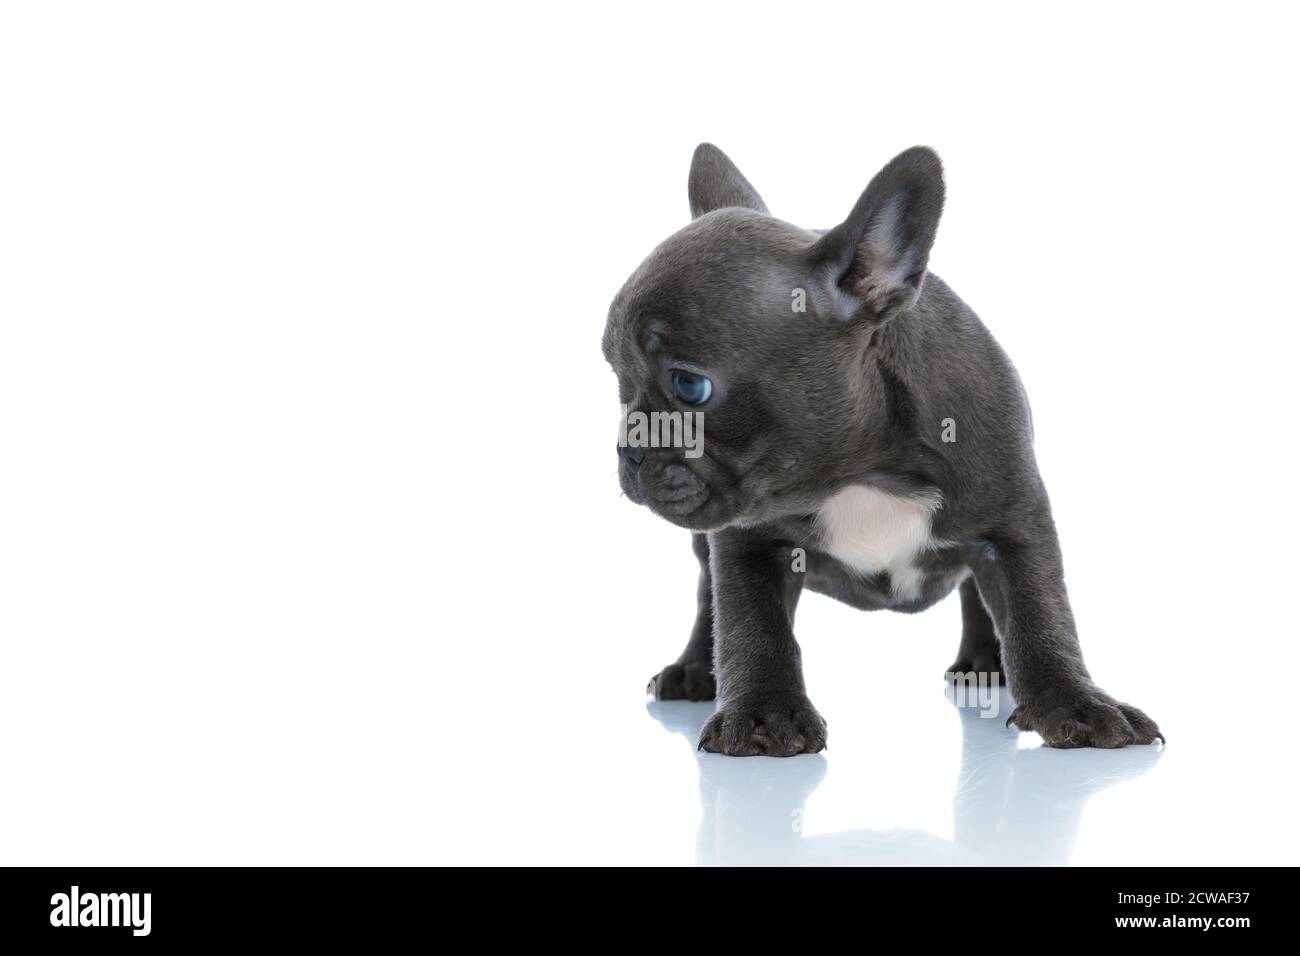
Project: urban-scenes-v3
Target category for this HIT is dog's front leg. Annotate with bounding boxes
[970,519,1162,748]
[698,528,825,757]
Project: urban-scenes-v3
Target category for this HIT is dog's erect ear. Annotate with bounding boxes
[688,143,769,219]
[812,146,945,324]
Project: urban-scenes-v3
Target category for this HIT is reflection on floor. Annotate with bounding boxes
[647,689,1163,866]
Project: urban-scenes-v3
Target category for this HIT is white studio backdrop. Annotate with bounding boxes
[1,2,1297,865]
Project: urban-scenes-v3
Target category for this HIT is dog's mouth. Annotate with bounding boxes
[648,489,710,520]
[645,463,710,515]
[625,461,712,524]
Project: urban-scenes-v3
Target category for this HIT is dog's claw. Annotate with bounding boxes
[1006,692,1161,748]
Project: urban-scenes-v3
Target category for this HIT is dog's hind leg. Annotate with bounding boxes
[947,576,1003,679]
[648,533,717,700]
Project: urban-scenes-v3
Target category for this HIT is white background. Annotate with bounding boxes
[2,2,1297,865]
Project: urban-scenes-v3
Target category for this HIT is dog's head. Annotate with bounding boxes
[603,144,944,531]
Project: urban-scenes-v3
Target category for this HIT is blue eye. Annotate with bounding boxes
[671,369,713,405]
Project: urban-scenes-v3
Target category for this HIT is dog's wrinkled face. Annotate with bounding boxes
[603,144,944,531]
[603,211,842,530]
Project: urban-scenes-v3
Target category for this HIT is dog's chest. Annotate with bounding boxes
[814,485,940,600]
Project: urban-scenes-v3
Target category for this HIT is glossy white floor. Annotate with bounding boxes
[6,568,1292,867]
[642,694,1164,868]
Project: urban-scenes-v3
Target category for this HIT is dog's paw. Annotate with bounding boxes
[1007,688,1163,748]
[946,651,1002,679]
[647,661,716,701]
[697,696,827,756]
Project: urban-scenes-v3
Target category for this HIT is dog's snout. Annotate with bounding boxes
[618,443,645,468]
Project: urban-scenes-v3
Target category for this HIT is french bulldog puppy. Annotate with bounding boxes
[603,144,1162,756]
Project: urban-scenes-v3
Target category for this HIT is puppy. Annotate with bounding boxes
[603,144,1161,755]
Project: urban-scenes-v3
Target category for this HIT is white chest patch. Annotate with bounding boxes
[815,485,941,601]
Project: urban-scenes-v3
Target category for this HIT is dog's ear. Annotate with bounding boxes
[688,143,769,219]
[812,146,944,324]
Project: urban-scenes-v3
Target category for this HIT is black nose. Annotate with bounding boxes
[618,443,645,469]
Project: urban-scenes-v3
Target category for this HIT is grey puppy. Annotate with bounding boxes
[603,144,1162,755]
